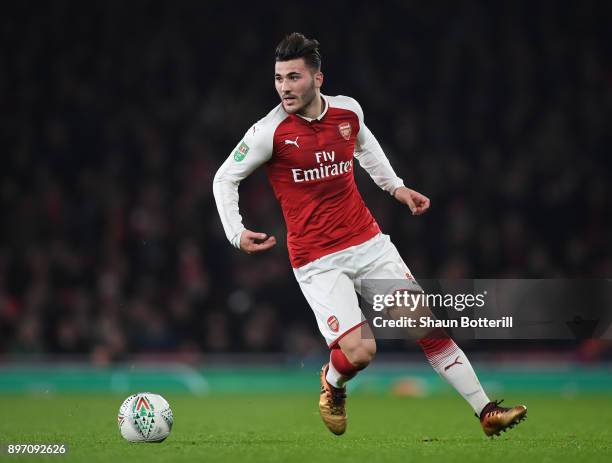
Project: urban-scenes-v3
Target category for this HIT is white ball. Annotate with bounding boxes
[117,392,173,442]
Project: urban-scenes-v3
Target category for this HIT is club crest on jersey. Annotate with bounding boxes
[338,122,352,140]
[327,315,339,333]
[234,141,250,162]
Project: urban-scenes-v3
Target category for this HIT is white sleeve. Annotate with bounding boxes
[354,122,405,195]
[349,99,405,195]
[213,123,273,249]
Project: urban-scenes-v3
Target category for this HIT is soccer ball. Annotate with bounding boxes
[117,392,173,442]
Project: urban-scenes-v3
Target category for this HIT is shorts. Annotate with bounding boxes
[292,233,422,346]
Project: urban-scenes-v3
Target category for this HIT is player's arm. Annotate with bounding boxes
[352,100,430,216]
[212,124,277,253]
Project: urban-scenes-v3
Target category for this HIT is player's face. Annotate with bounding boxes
[274,58,323,115]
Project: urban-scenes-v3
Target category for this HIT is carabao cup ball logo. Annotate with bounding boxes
[132,395,156,438]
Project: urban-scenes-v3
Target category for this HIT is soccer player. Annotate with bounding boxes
[213,33,527,437]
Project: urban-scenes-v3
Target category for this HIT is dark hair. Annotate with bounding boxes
[275,33,321,70]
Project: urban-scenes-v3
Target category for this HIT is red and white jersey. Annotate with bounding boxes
[213,94,404,268]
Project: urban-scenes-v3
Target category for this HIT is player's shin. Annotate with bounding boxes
[417,327,490,415]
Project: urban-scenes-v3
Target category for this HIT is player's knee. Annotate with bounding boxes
[344,340,376,368]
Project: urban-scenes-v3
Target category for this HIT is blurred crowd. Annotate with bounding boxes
[0,1,610,362]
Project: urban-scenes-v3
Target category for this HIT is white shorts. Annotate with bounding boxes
[293,233,422,346]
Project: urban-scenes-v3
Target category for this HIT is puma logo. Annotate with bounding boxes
[444,356,463,371]
[284,137,299,148]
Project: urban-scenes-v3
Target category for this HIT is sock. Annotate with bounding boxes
[418,328,490,415]
[326,346,362,388]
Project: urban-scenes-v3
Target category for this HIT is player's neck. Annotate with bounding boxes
[298,94,324,120]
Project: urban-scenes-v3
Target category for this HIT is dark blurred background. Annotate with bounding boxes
[1,0,610,364]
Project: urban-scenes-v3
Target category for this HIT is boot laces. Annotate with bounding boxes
[330,388,346,415]
[477,399,507,419]
[487,399,509,417]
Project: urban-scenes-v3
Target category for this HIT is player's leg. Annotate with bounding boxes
[374,289,494,415]
[317,325,376,436]
[354,234,527,436]
[293,259,369,435]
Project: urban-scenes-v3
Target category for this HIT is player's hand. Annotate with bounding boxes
[239,229,277,254]
[393,187,430,215]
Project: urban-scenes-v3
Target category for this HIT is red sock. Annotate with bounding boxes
[330,345,363,379]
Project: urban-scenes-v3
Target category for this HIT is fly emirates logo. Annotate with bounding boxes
[291,151,353,183]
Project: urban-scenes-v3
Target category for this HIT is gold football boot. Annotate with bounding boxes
[319,363,347,435]
[479,399,527,437]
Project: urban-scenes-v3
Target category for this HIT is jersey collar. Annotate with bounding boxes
[295,94,329,122]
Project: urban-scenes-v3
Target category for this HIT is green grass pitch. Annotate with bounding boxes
[0,393,610,462]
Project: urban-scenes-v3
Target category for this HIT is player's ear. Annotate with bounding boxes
[314,71,324,89]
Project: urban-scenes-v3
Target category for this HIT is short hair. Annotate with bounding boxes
[275,33,321,70]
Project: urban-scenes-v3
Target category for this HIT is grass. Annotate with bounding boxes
[0,393,610,462]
